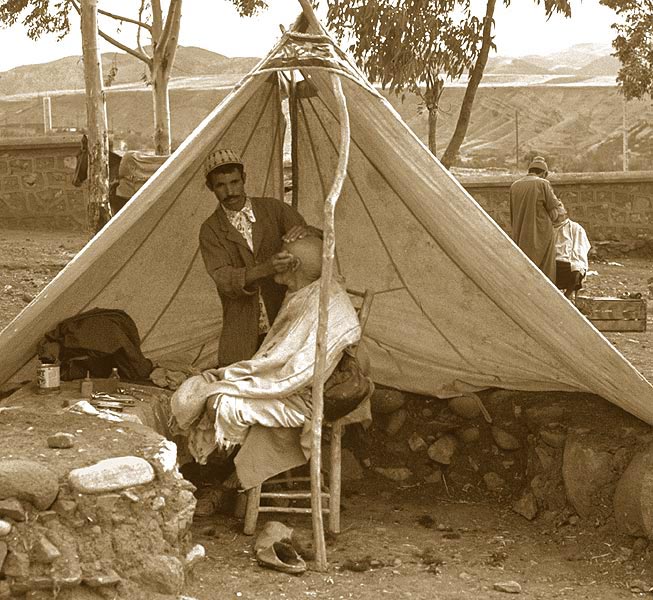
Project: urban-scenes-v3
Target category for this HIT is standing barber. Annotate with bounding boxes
[199,148,315,366]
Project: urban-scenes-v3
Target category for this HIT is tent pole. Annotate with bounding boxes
[298,0,323,31]
[290,70,299,209]
[309,72,350,572]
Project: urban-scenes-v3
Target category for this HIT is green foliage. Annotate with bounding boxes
[325,0,483,110]
[600,0,653,100]
[0,0,73,39]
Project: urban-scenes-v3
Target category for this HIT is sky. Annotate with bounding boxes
[0,0,619,73]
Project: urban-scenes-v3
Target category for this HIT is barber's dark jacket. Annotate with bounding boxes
[199,197,306,367]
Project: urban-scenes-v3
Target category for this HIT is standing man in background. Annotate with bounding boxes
[510,156,565,282]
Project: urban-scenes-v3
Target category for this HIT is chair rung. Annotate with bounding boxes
[261,491,328,500]
[259,506,331,514]
[264,476,316,485]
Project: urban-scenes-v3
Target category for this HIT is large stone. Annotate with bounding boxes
[135,555,184,596]
[614,445,653,538]
[483,472,505,492]
[384,408,408,436]
[448,395,481,420]
[370,388,407,415]
[512,490,538,521]
[562,434,614,518]
[69,456,155,494]
[47,432,75,449]
[374,467,413,482]
[0,520,10,537]
[0,498,25,522]
[427,435,458,465]
[31,536,61,564]
[492,426,521,451]
[0,460,59,510]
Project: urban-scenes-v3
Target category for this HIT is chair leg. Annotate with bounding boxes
[329,421,343,534]
[243,485,261,535]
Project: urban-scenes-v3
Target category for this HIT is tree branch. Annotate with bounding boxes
[97,7,152,32]
[98,27,153,66]
[158,0,182,55]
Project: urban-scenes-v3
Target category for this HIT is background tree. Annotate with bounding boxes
[599,0,653,100]
[0,0,182,155]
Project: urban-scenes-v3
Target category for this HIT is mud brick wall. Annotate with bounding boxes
[461,171,653,243]
[0,136,86,231]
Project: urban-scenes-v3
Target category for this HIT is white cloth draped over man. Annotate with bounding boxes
[170,235,365,489]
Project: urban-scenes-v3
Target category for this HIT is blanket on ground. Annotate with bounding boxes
[170,276,362,488]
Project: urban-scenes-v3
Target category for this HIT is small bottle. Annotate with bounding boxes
[109,367,120,380]
[80,371,93,397]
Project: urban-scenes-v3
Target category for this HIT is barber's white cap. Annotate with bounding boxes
[204,148,243,178]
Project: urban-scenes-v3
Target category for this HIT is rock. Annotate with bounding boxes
[341,449,364,481]
[483,472,505,492]
[0,581,9,600]
[0,460,59,510]
[524,405,565,423]
[457,426,480,444]
[494,581,522,593]
[512,490,538,520]
[563,434,614,518]
[83,568,121,588]
[534,445,555,471]
[69,456,155,494]
[0,498,25,522]
[0,520,10,537]
[492,426,521,450]
[136,555,184,596]
[384,408,408,436]
[614,446,653,538]
[427,435,458,465]
[370,388,407,414]
[47,432,74,449]
[185,544,206,568]
[0,541,6,573]
[424,469,442,484]
[31,536,61,564]
[539,428,567,448]
[448,395,481,419]
[408,433,427,452]
[374,467,413,482]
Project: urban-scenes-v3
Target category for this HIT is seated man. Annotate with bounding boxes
[170,235,364,489]
[553,209,591,302]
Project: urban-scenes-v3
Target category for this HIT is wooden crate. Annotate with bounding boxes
[576,296,647,332]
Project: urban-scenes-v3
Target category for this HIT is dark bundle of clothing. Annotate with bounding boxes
[38,308,153,381]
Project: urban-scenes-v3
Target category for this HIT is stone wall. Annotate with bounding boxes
[0,136,86,231]
[461,171,653,243]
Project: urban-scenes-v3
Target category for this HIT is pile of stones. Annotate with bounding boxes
[0,404,197,600]
[342,385,653,541]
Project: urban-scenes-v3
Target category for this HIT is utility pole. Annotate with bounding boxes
[42,96,52,134]
[515,110,519,172]
[80,0,110,233]
[622,97,629,172]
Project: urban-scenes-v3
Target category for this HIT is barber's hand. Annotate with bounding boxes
[283,225,308,243]
[270,250,295,273]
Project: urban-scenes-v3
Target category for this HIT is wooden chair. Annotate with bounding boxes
[243,289,375,535]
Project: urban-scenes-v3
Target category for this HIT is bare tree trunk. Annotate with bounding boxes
[428,106,438,155]
[440,0,497,169]
[152,65,171,154]
[80,0,110,233]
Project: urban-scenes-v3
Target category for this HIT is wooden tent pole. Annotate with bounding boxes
[290,70,299,209]
[309,72,351,572]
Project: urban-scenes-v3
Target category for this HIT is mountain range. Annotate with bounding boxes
[2,42,648,173]
[0,43,619,98]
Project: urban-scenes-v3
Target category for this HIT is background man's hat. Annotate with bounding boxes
[204,148,243,178]
[528,156,548,172]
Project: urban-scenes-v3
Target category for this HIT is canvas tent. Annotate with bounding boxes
[1,7,653,427]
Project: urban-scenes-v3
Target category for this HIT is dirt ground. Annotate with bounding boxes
[2,228,653,599]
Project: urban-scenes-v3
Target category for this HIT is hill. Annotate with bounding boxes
[0,46,259,97]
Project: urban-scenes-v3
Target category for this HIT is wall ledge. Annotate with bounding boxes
[0,135,81,152]
[459,171,653,188]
